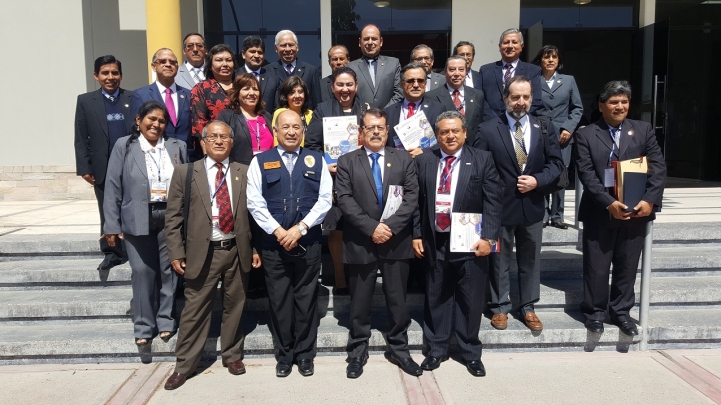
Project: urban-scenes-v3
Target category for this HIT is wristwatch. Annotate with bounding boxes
[483,238,497,248]
[297,222,308,236]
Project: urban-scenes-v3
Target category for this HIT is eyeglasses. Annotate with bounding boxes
[413,56,432,62]
[203,134,232,142]
[185,43,205,50]
[361,125,388,133]
[404,78,426,85]
[154,59,178,66]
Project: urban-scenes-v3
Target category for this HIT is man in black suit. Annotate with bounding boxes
[573,81,666,335]
[347,24,404,108]
[74,55,134,270]
[410,44,445,92]
[235,36,282,114]
[452,41,482,90]
[472,76,564,332]
[266,30,322,109]
[336,108,421,378]
[384,62,445,157]
[321,45,350,103]
[478,29,543,116]
[427,55,496,146]
[413,110,502,376]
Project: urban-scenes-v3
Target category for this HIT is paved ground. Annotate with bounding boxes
[1,350,720,404]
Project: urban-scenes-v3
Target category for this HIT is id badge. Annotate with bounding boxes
[211,204,220,231]
[604,168,615,187]
[150,180,168,202]
[435,194,452,215]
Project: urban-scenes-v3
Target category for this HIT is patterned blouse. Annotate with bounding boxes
[190,78,230,138]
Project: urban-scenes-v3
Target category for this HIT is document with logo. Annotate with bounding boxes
[393,110,437,150]
[380,185,404,222]
[450,212,500,253]
[322,116,360,163]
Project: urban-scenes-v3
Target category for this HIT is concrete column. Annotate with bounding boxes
[452,0,520,69]
[146,0,183,83]
[640,0,656,28]
[320,0,332,77]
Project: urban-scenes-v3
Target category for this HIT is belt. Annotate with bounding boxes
[210,238,236,249]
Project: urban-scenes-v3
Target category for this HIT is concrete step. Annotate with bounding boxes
[0,259,132,287]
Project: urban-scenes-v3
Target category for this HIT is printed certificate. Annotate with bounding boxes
[322,116,360,163]
[450,213,500,253]
[393,110,437,150]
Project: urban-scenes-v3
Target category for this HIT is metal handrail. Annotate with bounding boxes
[639,221,654,351]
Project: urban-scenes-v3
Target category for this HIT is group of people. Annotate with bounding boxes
[73,23,666,389]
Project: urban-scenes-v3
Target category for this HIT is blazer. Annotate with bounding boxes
[266,59,322,109]
[165,160,256,279]
[413,146,503,263]
[129,83,193,145]
[234,65,282,113]
[103,135,188,236]
[74,88,135,185]
[472,114,564,226]
[216,109,274,165]
[347,55,404,109]
[427,72,446,91]
[537,74,583,136]
[426,85,496,146]
[320,75,333,103]
[174,64,198,91]
[335,147,419,264]
[573,118,666,228]
[383,98,446,149]
[478,60,543,117]
[468,70,483,90]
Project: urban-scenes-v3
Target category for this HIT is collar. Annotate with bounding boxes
[505,112,528,128]
[446,84,463,96]
[101,88,120,99]
[440,147,463,160]
[365,147,385,157]
[547,72,557,83]
[205,156,230,170]
[362,55,379,63]
[282,60,297,69]
[155,81,177,94]
[502,59,519,69]
[184,62,204,71]
[138,134,165,152]
[403,98,424,109]
[244,64,261,75]
[277,145,300,155]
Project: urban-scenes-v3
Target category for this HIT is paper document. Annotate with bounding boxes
[322,116,360,163]
[380,185,404,221]
[611,156,648,204]
[450,212,500,253]
[393,110,437,150]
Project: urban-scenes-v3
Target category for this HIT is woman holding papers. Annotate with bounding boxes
[305,66,370,295]
[272,76,314,144]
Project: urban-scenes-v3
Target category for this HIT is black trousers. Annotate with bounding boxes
[94,181,123,259]
[346,259,411,359]
[581,222,646,322]
[262,242,322,364]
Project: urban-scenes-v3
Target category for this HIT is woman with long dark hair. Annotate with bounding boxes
[190,44,237,139]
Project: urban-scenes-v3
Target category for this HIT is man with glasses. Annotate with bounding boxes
[410,44,445,92]
[247,110,332,378]
[452,41,482,90]
[175,32,206,90]
[336,108,421,378]
[164,121,261,390]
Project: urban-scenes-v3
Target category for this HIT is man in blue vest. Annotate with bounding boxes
[247,110,332,378]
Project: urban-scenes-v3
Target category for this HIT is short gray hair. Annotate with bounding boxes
[435,110,467,131]
[599,80,632,103]
[275,30,298,46]
[152,48,174,63]
[499,28,524,46]
[410,44,434,61]
[503,75,531,98]
[201,120,234,139]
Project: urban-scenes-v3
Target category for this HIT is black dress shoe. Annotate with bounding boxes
[543,222,548,228]
[465,360,486,377]
[276,362,292,377]
[387,354,422,376]
[550,221,569,230]
[98,255,122,271]
[421,356,448,371]
[616,320,639,336]
[346,356,367,379]
[585,320,604,333]
[297,358,314,376]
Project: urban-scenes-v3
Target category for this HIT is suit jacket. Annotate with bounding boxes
[103,136,188,236]
[467,70,483,90]
[74,88,135,185]
[175,64,198,91]
[234,65,282,113]
[383,98,446,149]
[320,75,333,103]
[335,147,419,264]
[472,114,564,226]
[414,146,503,263]
[266,59,322,109]
[478,60,543,117]
[165,160,256,279]
[347,55,403,109]
[573,118,666,228]
[426,85,496,146]
[129,83,193,145]
[427,72,446,91]
[537,74,583,135]
[216,109,274,165]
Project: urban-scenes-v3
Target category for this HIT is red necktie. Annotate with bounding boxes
[407,102,415,119]
[452,89,464,115]
[436,156,456,231]
[214,163,234,234]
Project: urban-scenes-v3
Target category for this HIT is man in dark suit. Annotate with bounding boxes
[321,45,350,103]
[427,55,496,146]
[266,30,322,110]
[336,108,421,378]
[347,24,403,108]
[573,81,666,335]
[472,76,564,332]
[163,121,261,390]
[384,62,445,156]
[130,49,195,159]
[74,55,134,271]
[478,29,543,116]
[175,33,206,90]
[413,110,502,376]
[235,36,282,114]
[452,41,482,90]
[410,44,445,92]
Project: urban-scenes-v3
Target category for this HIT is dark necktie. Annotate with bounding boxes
[214,163,234,234]
[610,128,620,160]
[407,102,416,119]
[504,64,513,83]
[367,58,378,87]
[370,153,383,208]
[107,95,116,103]
[436,155,456,230]
[452,89,464,115]
[285,63,293,76]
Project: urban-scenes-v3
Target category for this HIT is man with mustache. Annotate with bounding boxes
[175,33,207,90]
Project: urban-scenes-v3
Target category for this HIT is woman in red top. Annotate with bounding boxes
[190,44,236,139]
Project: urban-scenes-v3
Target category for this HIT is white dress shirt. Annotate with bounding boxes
[247,146,333,235]
[365,147,385,182]
[154,81,179,118]
[401,98,425,121]
[464,72,474,88]
[138,135,174,184]
[204,156,235,241]
[244,64,261,77]
[447,84,465,111]
[434,147,463,232]
[184,62,205,84]
[505,112,532,159]
[545,72,557,90]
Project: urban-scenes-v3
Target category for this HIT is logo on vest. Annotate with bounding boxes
[264,161,281,170]
[304,155,315,168]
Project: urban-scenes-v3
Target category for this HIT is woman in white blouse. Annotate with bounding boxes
[104,101,189,348]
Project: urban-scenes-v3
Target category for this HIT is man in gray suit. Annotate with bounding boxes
[175,33,206,90]
[347,24,403,108]
[410,44,445,92]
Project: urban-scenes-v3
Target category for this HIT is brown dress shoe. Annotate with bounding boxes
[491,313,508,330]
[524,312,543,331]
[223,359,246,375]
[164,372,187,390]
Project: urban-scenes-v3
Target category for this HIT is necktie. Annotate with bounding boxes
[214,163,234,234]
[436,156,456,230]
[192,68,201,83]
[504,63,513,83]
[368,58,377,87]
[164,88,177,127]
[107,95,116,103]
[452,90,464,115]
[253,71,260,78]
[370,153,383,208]
[283,151,296,173]
[285,64,293,76]
[407,102,416,119]
[610,128,620,160]
[513,121,527,171]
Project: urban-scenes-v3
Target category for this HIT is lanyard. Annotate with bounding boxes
[209,165,229,202]
[246,117,263,152]
[146,148,164,181]
[439,156,461,191]
[608,127,621,164]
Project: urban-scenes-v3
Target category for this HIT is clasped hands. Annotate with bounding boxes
[274,223,305,251]
[372,223,393,244]
[608,200,653,220]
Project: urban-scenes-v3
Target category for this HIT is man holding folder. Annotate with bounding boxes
[573,80,666,336]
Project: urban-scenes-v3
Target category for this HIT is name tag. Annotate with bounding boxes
[150,180,168,202]
[264,161,281,170]
[604,168,615,187]
[212,205,220,231]
[435,194,452,215]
